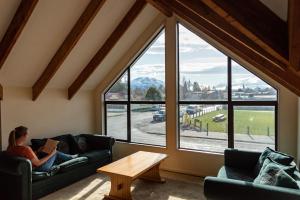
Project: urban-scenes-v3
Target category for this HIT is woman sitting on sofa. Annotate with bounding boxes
[7,126,75,172]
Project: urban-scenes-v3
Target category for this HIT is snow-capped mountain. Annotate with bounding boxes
[131,77,164,90]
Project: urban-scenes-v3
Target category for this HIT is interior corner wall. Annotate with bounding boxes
[1,86,96,150]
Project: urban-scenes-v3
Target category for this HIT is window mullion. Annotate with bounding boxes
[228,57,234,148]
[127,68,131,142]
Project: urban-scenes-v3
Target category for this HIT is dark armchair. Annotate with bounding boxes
[204,149,300,200]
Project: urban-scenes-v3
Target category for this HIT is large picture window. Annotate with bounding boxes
[178,23,277,153]
[103,22,278,154]
[104,29,166,146]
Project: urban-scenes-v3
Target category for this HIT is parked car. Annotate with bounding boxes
[186,105,199,114]
[153,110,166,122]
[212,114,226,122]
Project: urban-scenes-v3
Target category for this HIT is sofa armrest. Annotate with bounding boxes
[204,176,300,200]
[82,134,115,151]
[224,148,261,170]
[0,154,32,200]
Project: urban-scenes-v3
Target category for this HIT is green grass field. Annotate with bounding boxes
[189,109,275,135]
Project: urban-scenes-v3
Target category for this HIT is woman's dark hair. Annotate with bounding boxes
[8,126,28,147]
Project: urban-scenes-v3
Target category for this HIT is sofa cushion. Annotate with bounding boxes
[52,134,76,154]
[31,138,47,151]
[31,134,79,154]
[260,157,296,175]
[218,166,255,182]
[255,147,294,175]
[254,158,299,189]
[56,140,70,154]
[58,157,88,172]
[73,135,89,154]
[80,150,110,163]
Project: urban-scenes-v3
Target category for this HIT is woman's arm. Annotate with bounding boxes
[26,146,56,167]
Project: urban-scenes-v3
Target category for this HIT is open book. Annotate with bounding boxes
[40,139,59,154]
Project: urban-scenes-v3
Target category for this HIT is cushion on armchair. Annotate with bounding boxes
[254,157,299,189]
[255,147,294,175]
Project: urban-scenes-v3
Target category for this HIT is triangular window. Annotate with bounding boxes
[232,60,277,101]
[130,30,165,101]
[104,29,166,146]
[105,72,128,101]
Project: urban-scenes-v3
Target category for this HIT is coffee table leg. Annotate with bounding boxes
[140,163,165,183]
[105,175,132,200]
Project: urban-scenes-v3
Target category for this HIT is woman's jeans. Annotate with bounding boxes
[35,151,73,172]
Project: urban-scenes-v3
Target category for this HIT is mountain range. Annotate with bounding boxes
[131,77,164,90]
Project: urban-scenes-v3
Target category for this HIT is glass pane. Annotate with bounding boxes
[130,30,165,101]
[179,104,228,153]
[105,72,128,101]
[234,106,275,151]
[178,24,228,101]
[106,104,127,140]
[232,60,277,101]
[131,104,166,146]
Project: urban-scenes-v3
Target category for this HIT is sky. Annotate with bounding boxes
[128,24,274,91]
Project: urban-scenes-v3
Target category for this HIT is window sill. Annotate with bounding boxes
[177,147,224,156]
[115,140,167,149]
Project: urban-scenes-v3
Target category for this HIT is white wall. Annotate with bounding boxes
[1,87,96,150]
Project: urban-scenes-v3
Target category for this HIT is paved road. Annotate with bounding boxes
[107,111,274,152]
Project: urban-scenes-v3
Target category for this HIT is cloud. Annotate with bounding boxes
[179,56,227,74]
[144,31,165,55]
[178,24,218,53]
[131,64,165,79]
[146,45,165,55]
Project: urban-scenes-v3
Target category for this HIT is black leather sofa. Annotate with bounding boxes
[0,134,115,200]
[204,149,300,200]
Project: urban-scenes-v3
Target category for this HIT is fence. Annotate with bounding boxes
[181,112,273,136]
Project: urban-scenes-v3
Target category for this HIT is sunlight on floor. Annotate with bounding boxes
[41,171,205,200]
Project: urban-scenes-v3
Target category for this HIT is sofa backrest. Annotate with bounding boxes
[31,134,93,155]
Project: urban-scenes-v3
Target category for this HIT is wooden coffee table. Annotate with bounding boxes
[97,151,168,200]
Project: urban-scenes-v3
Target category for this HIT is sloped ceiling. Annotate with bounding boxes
[0,0,20,40]
[0,0,159,91]
[0,0,295,98]
[260,0,288,21]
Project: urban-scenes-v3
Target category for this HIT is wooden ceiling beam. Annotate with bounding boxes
[146,0,172,17]
[288,0,300,70]
[201,0,289,65]
[147,0,287,69]
[32,0,106,101]
[68,0,147,99]
[0,0,39,69]
[170,0,300,96]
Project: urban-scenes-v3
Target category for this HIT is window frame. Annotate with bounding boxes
[104,28,166,147]
[176,22,278,153]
